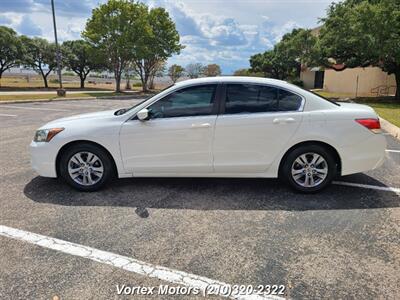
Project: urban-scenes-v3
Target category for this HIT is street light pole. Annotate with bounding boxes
[51,0,65,96]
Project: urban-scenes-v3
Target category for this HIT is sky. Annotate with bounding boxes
[0,0,334,73]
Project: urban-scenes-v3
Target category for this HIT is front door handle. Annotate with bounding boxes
[191,123,211,128]
[273,117,295,124]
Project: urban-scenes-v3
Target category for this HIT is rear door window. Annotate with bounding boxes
[224,84,278,114]
[224,84,303,114]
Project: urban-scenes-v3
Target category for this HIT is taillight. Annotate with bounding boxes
[355,118,381,133]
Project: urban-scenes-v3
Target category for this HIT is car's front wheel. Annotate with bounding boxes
[281,144,336,193]
[59,143,114,191]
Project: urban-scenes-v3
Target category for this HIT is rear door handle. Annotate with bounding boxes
[273,117,295,124]
[191,123,211,128]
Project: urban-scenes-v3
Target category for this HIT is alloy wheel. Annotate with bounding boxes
[67,151,104,186]
[291,152,328,187]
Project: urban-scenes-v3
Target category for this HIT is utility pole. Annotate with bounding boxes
[51,0,65,96]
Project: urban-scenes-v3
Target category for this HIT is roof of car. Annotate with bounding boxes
[174,76,289,87]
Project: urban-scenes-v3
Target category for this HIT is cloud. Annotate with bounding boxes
[58,23,83,41]
[1,0,310,73]
[0,0,92,17]
[35,0,93,17]
[156,1,303,72]
[17,15,42,36]
[199,17,247,46]
[271,20,301,43]
[147,0,202,36]
[255,18,301,50]
[0,15,13,26]
[148,0,247,46]
[0,0,34,13]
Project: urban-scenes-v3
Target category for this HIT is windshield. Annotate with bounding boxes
[114,84,175,115]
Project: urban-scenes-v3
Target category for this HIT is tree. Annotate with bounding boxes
[203,64,221,77]
[168,64,185,83]
[21,36,57,88]
[319,0,400,99]
[185,63,204,78]
[0,26,24,87]
[250,50,290,79]
[133,7,183,92]
[62,40,105,88]
[278,28,319,77]
[147,60,166,90]
[233,68,263,77]
[83,0,148,92]
[124,62,135,90]
[250,28,318,80]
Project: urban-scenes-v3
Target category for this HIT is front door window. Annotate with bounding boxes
[148,84,217,119]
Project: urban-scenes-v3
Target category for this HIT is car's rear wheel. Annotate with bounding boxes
[59,143,114,191]
[281,144,336,193]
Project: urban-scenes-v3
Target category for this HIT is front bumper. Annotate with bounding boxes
[30,141,58,177]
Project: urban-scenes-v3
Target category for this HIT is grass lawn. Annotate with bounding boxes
[1,76,114,90]
[0,75,143,91]
[0,92,124,102]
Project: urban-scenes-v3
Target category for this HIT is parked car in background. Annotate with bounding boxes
[30,77,386,193]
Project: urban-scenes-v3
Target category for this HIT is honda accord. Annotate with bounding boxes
[30,77,386,192]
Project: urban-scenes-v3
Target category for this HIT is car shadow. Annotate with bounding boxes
[23,174,400,218]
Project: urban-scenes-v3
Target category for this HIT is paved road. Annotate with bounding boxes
[0,99,399,300]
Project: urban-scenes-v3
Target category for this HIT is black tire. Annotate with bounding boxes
[280,144,336,193]
[59,143,115,192]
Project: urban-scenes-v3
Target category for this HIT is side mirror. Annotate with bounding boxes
[137,108,150,121]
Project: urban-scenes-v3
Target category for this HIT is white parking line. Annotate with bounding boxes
[333,181,400,194]
[0,105,69,112]
[0,113,17,117]
[0,225,282,300]
[386,149,400,153]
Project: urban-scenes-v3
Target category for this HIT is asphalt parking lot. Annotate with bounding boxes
[0,99,399,300]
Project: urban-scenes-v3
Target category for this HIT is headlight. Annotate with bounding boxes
[34,128,64,142]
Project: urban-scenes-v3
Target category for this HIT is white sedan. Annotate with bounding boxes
[30,77,386,193]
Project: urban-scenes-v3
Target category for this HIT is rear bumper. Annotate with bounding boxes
[339,133,386,176]
[30,141,58,177]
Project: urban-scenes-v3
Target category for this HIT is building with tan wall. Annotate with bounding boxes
[301,66,397,97]
[301,26,397,98]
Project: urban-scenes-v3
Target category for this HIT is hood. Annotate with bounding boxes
[41,109,118,128]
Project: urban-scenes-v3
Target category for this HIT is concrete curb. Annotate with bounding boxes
[0,94,151,104]
[380,117,400,140]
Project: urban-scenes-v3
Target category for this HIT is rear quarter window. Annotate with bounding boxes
[278,89,303,111]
